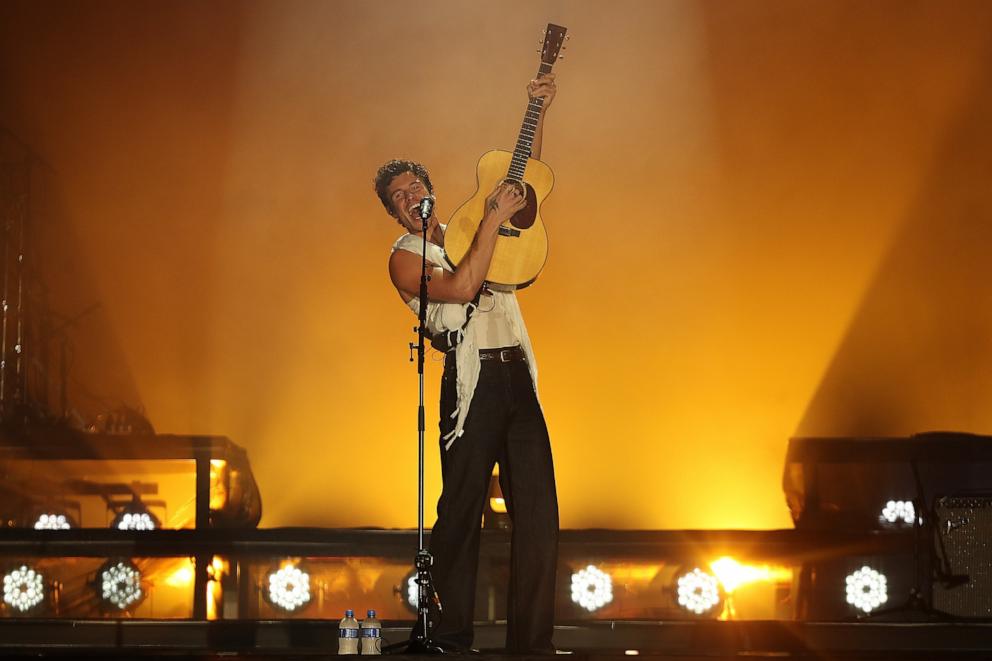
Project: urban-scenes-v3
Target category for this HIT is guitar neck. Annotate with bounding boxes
[506,61,554,183]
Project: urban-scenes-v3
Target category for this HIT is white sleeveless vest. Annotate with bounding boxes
[391,231,539,449]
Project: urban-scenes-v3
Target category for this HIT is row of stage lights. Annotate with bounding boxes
[32,499,915,534]
[260,562,627,617]
[11,497,912,618]
[574,559,892,617]
[258,559,888,618]
[32,501,161,531]
[566,561,889,617]
[2,558,893,618]
[3,559,145,614]
[6,501,161,614]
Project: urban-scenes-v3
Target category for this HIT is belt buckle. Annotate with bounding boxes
[499,348,513,363]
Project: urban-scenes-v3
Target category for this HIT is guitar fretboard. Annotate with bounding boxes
[506,61,554,182]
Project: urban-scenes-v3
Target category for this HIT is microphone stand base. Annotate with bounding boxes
[398,638,447,655]
[384,614,447,656]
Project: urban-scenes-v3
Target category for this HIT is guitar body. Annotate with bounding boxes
[444,149,554,289]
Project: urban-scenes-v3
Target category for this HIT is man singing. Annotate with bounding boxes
[373,74,559,654]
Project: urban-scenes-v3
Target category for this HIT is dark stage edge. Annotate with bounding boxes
[2,620,992,659]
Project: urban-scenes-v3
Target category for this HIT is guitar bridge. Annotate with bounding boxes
[498,226,521,238]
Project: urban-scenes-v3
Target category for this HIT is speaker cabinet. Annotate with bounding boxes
[933,495,992,617]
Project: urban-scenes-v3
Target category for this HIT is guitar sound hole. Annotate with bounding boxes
[509,183,538,230]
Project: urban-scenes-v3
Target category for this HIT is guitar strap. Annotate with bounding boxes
[430,287,483,353]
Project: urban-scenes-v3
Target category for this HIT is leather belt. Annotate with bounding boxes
[479,346,526,363]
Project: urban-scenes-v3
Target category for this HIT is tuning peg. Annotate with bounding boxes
[565,35,571,40]
[558,54,565,60]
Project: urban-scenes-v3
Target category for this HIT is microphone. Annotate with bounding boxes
[417,196,435,221]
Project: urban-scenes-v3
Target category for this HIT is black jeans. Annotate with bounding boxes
[429,355,559,653]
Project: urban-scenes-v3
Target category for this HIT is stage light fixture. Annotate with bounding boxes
[845,566,888,613]
[112,498,160,531]
[675,567,721,615]
[709,556,792,594]
[165,560,195,588]
[488,470,507,514]
[33,512,73,530]
[99,559,144,611]
[483,470,510,530]
[879,500,916,527]
[405,572,419,611]
[3,565,45,613]
[266,563,311,612]
[570,564,613,612]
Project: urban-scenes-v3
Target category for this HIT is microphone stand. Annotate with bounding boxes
[389,198,445,655]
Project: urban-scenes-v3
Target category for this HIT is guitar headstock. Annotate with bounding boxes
[539,23,568,66]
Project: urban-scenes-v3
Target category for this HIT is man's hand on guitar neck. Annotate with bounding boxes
[527,73,556,160]
[527,73,557,110]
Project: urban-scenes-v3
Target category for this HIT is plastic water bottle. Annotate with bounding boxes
[338,609,359,655]
[360,609,381,655]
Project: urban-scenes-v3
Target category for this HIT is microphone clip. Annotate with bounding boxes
[417,196,435,222]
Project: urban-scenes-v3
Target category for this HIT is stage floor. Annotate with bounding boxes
[3,619,992,659]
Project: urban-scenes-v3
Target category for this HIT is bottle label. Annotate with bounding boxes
[361,628,381,637]
[339,628,360,638]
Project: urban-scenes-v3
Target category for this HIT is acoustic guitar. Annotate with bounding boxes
[444,23,568,289]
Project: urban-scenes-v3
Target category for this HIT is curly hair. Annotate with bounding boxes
[373,159,435,217]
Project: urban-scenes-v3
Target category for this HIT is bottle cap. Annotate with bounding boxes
[345,609,354,617]
[367,609,376,617]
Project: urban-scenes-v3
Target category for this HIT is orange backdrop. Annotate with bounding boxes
[2,0,992,529]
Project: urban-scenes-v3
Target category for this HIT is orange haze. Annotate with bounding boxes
[2,1,992,529]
